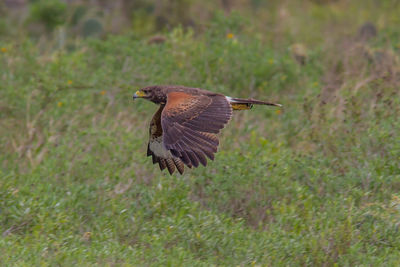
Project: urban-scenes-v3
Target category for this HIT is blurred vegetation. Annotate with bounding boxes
[1,0,400,265]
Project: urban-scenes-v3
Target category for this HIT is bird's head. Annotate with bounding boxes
[133,86,166,104]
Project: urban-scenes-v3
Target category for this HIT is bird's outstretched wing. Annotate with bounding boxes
[161,92,232,167]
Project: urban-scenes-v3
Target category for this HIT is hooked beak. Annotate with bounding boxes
[133,90,146,100]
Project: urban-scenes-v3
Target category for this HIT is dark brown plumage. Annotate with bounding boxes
[133,85,281,174]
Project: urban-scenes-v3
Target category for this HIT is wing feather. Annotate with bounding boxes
[159,159,167,170]
[173,158,185,174]
[165,159,176,175]
[186,151,199,167]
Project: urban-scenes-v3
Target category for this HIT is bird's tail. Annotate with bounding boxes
[227,97,282,110]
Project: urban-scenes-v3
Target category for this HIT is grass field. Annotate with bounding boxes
[1,0,400,265]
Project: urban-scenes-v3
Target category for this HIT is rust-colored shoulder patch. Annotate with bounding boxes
[163,92,211,123]
[164,92,197,109]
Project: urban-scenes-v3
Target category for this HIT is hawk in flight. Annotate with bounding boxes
[133,85,281,175]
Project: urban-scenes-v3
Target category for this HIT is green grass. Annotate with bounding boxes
[1,1,400,266]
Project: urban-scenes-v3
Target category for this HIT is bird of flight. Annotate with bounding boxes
[133,85,281,175]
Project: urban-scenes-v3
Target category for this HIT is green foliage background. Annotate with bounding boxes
[1,0,400,265]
